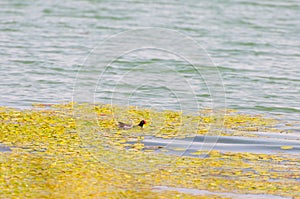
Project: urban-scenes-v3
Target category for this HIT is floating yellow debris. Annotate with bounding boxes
[280,146,294,150]
[0,102,298,198]
[172,147,186,151]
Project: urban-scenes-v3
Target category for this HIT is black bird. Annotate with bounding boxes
[118,120,146,130]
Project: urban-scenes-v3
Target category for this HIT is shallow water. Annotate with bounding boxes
[0,144,11,152]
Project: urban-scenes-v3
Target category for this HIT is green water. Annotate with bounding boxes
[0,0,299,132]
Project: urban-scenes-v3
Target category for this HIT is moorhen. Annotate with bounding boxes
[118,120,146,130]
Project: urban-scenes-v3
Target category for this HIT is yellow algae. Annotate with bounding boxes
[0,103,299,198]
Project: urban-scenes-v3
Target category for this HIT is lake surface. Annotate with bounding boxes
[0,0,299,133]
[1,4,300,199]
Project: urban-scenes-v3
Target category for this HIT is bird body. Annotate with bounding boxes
[118,120,146,130]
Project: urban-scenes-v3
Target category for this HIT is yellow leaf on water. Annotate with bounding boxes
[172,147,185,151]
[280,146,293,150]
[118,139,127,143]
[190,151,205,155]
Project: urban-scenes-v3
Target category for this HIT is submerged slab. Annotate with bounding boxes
[142,135,300,155]
[153,186,292,199]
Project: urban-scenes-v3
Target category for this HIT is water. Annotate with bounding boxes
[1,3,300,198]
[0,0,299,132]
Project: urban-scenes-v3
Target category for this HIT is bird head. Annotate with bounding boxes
[138,120,146,128]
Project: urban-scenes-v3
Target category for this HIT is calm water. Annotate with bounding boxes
[0,0,299,132]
